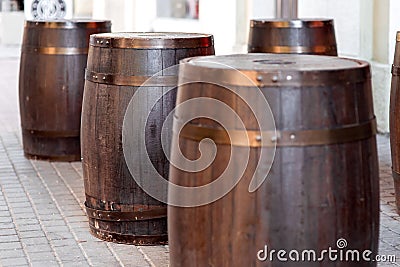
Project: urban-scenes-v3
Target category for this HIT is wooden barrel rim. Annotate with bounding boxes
[396,32,400,41]
[89,32,214,49]
[250,18,334,28]
[85,203,167,222]
[24,20,111,29]
[85,69,178,87]
[176,118,377,147]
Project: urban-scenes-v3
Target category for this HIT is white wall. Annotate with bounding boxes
[92,0,156,32]
[89,0,391,132]
[299,0,366,57]
[298,0,392,133]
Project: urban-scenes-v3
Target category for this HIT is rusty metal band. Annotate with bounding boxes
[250,19,333,28]
[25,21,111,29]
[85,194,165,217]
[23,129,79,138]
[85,70,178,87]
[88,227,168,245]
[22,46,88,55]
[393,170,400,181]
[90,36,214,49]
[85,203,167,222]
[392,65,400,76]
[176,118,376,147]
[249,45,336,54]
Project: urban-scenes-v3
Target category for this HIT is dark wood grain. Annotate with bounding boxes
[19,20,111,161]
[169,54,379,266]
[81,33,214,245]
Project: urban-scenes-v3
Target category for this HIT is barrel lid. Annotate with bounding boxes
[250,18,334,28]
[25,19,112,29]
[180,54,370,86]
[89,32,214,49]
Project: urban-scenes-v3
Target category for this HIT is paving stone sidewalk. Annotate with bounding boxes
[0,54,399,266]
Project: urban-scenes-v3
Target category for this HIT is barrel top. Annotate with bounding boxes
[180,54,370,86]
[89,32,214,49]
[25,20,112,29]
[397,31,400,41]
[185,54,363,71]
[250,18,334,28]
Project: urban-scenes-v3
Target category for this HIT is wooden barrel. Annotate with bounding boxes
[19,20,111,161]
[248,19,338,56]
[81,32,214,245]
[169,54,379,266]
[389,31,400,215]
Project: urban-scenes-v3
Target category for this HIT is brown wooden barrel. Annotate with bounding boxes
[248,19,338,55]
[81,32,214,245]
[169,54,379,266]
[389,31,400,215]
[19,20,111,161]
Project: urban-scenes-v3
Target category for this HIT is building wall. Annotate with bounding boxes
[297,0,393,133]
[0,0,394,132]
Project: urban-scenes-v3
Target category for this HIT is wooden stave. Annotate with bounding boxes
[389,34,400,215]
[169,54,379,266]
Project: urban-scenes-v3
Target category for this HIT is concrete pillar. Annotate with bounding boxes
[276,0,297,19]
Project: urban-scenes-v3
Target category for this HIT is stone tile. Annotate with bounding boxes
[62,261,90,267]
[0,234,19,243]
[18,230,46,239]
[16,224,42,232]
[46,231,75,241]
[0,241,22,250]
[15,218,39,225]
[40,220,67,227]
[0,257,29,266]
[21,237,49,246]
[0,228,17,236]
[51,239,79,248]
[42,225,70,233]
[64,216,87,223]
[30,261,59,267]
[0,216,12,223]
[54,248,86,262]
[13,212,37,220]
[0,248,25,259]
[0,210,12,217]
[27,251,58,262]
[23,243,53,253]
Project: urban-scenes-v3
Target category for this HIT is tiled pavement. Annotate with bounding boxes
[0,49,399,266]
